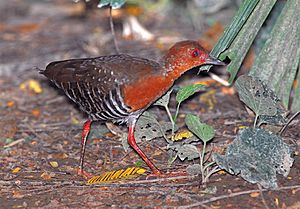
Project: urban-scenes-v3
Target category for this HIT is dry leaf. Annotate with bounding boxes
[250,192,260,197]
[49,161,59,168]
[53,153,68,159]
[40,172,55,180]
[7,101,15,107]
[31,109,41,117]
[19,79,42,94]
[12,167,21,174]
[218,170,226,175]
[71,117,80,125]
[275,198,279,206]
[12,190,24,198]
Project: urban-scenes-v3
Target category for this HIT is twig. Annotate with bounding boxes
[279,111,300,136]
[109,6,120,54]
[258,184,270,209]
[110,175,196,185]
[208,72,230,87]
[178,185,300,209]
[3,138,25,148]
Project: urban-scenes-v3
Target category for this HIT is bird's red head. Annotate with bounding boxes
[164,40,224,77]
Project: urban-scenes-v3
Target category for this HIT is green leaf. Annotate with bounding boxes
[249,0,300,109]
[98,0,126,9]
[185,114,215,143]
[176,84,206,104]
[219,0,277,84]
[235,75,288,126]
[177,144,199,161]
[235,75,277,117]
[153,89,172,107]
[213,128,294,189]
[200,0,259,72]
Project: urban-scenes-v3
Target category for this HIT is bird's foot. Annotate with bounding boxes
[76,168,94,180]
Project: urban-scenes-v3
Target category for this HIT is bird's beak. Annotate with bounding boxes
[205,55,226,66]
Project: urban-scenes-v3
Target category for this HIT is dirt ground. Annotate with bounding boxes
[1,1,300,208]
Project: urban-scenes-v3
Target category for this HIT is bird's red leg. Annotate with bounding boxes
[77,120,93,179]
[128,120,187,178]
[127,122,161,175]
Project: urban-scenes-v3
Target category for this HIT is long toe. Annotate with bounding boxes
[76,168,94,180]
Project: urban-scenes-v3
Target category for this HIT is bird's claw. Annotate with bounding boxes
[76,168,94,180]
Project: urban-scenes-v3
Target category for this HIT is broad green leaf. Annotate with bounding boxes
[185,114,215,143]
[177,144,199,161]
[200,0,259,72]
[153,89,172,107]
[219,0,277,84]
[235,75,277,117]
[249,0,300,109]
[213,128,294,189]
[176,84,205,104]
[98,0,126,9]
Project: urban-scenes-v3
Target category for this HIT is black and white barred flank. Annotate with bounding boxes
[58,81,132,122]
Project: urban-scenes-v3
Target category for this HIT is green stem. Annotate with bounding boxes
[203,166,221,183]
[203,161,216,172]
[164,105,175,137]
[172,102,181,135]
[200,142,207,183]
[253,114,258,128]
[201,142,207,166]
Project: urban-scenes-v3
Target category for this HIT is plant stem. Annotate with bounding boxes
[203,161,216,172]
[279,111,300,136]
[203,166,221,183]
[164,104,175,136]
[109,6,120,54]
[200,142,207,183]
[253,114,258,128]
[172,102,181,135]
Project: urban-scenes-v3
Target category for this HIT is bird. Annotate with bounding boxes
[40,40,225,177]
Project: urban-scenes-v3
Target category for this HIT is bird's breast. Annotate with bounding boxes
[122,75,174,111]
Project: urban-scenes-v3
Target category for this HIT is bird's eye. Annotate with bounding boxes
[191,49,200,57]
